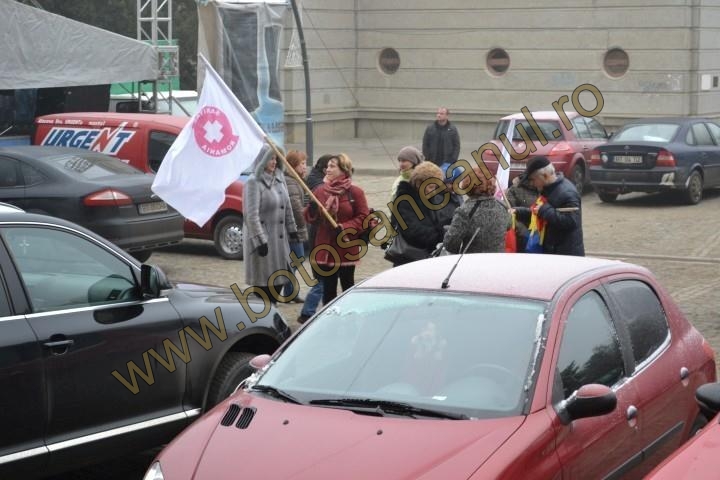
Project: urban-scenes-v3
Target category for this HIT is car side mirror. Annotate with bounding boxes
[560,384,617,424]
[140,264,169,298]
[696,383,720,419]
[250,354,272,370]
[607,131,614,140]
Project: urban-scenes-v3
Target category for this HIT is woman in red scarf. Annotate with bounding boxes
[304,153,370,304]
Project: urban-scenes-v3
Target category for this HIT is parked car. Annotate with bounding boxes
[484,111,609,194]
[589,117,720,204]
[646,383,720,479]
[146,254,716,480]
[0,208,291,479]
[0,145,184,262]
[34,112,247,259]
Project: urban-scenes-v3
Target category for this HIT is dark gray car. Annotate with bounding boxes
[0,210,291,479]
[0,146,185,261]
[589,117,720,204]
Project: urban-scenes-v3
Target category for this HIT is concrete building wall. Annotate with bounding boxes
[281,0,720,149]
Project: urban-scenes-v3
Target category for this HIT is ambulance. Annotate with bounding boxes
[33,112,247,259]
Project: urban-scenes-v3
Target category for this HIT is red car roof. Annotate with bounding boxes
[358,253,634,301]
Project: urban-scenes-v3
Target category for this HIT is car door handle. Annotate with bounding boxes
[43,339,75,348]
[626,405,638,421]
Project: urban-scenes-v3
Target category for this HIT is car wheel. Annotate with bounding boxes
[683,171,703,205]
[206,351,256,409]
[213,214,244,260]
[597,190,618,203]
[570,164,585,195]
[131,250,153,263]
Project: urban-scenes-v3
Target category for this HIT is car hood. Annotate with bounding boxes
[169,282,271,313]
[190,393,525,480]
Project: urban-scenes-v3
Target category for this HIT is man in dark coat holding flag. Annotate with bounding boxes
[513,156,585,256]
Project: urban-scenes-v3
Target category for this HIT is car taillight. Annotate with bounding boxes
[549,142,572,155]
[83,189,133,207]
[590,149,602,166]
[656,149,676,167]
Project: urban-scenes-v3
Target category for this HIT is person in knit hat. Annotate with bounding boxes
[390,146,424,202]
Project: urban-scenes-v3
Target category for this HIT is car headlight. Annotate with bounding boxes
[143,461,164,480]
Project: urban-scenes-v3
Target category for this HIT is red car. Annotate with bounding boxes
[483,111,609,194]
[34,113,246,259]
[145,254,715,480]
[645,383,720,479]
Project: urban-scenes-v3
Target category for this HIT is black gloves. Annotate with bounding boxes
[289,232,300,242]
[257,243,269,257]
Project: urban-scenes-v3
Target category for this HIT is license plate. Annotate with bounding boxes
[613,155,643,164]
[138,201,168,215]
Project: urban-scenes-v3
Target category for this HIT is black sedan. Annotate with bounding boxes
[0,209,291,479]
[0,146,184,261]
[589,117,720,204]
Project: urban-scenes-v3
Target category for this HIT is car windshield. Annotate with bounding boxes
[494,119,564,141]
[612,123,679,143]
[45,153,143,179]
[255,289,547,419]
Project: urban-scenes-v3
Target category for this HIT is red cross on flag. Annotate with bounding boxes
[152,56,266,227]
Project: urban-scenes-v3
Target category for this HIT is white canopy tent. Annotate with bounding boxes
[0,0,158,90]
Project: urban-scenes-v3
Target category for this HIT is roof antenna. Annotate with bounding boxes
[441,226,481,289]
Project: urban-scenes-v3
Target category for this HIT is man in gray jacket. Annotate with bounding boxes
[422,107,461,168]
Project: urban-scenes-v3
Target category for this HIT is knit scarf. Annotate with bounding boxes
[323,174,353,217]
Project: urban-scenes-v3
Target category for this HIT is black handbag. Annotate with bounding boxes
[383,233,429,265]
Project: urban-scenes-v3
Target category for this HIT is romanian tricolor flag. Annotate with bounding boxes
[505,211,518,253]
[526,195,547,253]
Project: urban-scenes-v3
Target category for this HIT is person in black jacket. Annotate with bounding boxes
[513,156,585,256]
[422,107,460,167]
[390,161,458,266]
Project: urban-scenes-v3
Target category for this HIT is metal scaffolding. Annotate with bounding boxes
[137,0,180,113]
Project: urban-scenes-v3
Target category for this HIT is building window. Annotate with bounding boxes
[604,48,629,78]
[378,48,400,75]
[486,48,510,76]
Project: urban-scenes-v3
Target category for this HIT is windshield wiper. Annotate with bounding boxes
[250,384,303,404]
[309,398,468,420]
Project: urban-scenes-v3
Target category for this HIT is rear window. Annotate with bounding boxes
[494,120,564,141]
[613,124,679,143]
[45,153,144,179]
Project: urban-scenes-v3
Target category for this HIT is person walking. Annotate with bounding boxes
[242,147,298,303]
[304,153,369,305]
[422,106,460,169]
[513,156,585,256]
[443,166,510,254]
[281,150,309,302]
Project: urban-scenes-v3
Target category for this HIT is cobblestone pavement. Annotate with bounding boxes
[51,173,720,479]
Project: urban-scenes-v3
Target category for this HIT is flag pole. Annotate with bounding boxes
[265,136,339,229]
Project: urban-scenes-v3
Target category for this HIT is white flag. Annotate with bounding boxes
[495,119,515,201]
[152,58,265,227]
